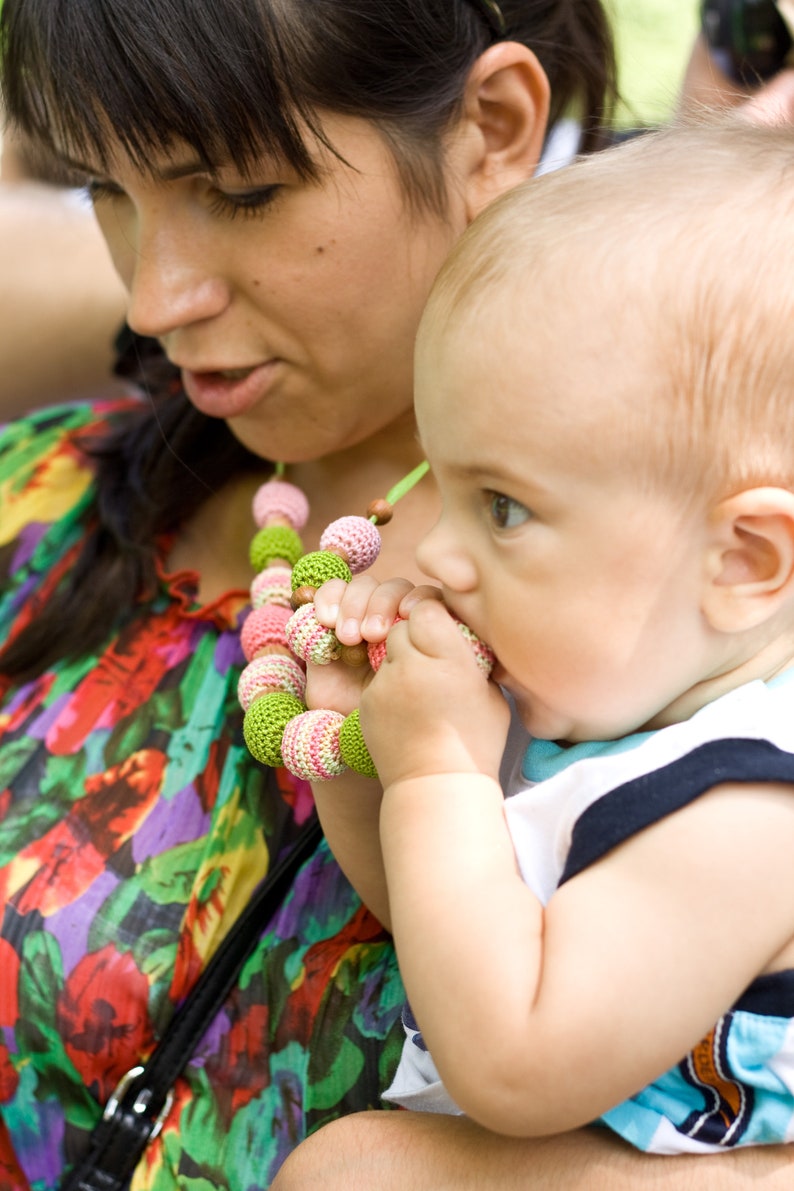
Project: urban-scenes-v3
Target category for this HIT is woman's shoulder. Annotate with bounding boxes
[0,395,142,454]
[0,394,142,481]
[0,396,142,543]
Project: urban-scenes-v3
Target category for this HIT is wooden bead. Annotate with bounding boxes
[325,545,351,564]
[290,585,317,610]
[366,498,393,525]
[339,642,370,668]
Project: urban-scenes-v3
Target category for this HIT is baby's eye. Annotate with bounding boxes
[487,492,531,530]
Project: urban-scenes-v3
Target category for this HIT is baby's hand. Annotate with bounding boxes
[313,575,442,647]
[360,599,510,787]
[304,576,443,717]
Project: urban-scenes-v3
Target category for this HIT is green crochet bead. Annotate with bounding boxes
[339,709,378,779]
[243,691,306,767]
[291,550,352,591]
[250,525,304,571]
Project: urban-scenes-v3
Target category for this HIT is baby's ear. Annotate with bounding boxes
[702,488,794,633]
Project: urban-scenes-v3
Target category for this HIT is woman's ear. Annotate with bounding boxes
[702,488,794,632]
[459,42,551,220]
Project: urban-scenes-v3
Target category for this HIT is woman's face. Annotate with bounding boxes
[77,116,470,461]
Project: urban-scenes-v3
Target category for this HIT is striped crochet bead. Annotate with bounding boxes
[339,709,378,778]
[281,709,347,781]
[291,550,352,591]
[250,525,304,572]
[453,618,496,677]
[238,654,307,710]
[243,692,306,767]
[240,604,292,662]
[250,564,293,610]
[252,479,310,531]
[319,516,382,575]
[285,603,342,666]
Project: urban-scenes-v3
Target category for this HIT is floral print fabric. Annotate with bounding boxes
[0,402,403,1190]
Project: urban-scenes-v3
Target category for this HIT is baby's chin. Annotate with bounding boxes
[502,688,558,740]
[494,674,602,744]
[513,697,595,746]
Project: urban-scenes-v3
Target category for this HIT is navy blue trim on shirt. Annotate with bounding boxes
[734,968,794,1017]
[559,738,794,886]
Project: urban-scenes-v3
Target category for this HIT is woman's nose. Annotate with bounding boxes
[120,213,231,340]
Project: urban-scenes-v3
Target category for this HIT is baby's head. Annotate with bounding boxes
[418,121,794,504]
[414,123,794,743]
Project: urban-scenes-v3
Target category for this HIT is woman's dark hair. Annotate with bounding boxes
[2,0,615,199]
[0,0,616,679]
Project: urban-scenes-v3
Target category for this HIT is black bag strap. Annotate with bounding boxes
[59,813,323,1191]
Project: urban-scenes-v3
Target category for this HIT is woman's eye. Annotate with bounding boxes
[85,178,126,204]
[487,492,531,530]
[207,185,281,220]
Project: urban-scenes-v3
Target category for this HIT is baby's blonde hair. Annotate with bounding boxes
[419,121,794,503]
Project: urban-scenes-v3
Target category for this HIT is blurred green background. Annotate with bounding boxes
[609,0,700,125]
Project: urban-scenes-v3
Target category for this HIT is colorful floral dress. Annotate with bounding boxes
[0,401,404,1190]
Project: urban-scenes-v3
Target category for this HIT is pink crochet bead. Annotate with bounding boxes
[237,654,307,710]
[240,604,292,661]
[285,602,342,666]
[252,479,310,531]
[367,616,405,672]
[366,615,494,677]
[281,708,347,781]
[319,516,381,575]
[250,565,293,609]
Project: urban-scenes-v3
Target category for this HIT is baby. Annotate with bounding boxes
[308,121,794,1154]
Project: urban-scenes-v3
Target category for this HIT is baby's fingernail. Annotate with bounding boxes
[363,614,386,636]
[340,618,359,641]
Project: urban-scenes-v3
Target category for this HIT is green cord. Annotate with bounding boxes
[385,459,430,507]
[272,458,430,521]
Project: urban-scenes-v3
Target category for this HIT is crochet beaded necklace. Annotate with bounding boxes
[238,464,494,783]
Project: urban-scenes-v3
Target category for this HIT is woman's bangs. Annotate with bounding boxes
[1,0,316,176]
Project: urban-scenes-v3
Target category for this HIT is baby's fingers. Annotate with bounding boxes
[312,578,350,627]
[358,577,417,642]
[395,599,464,660]
[396,584,444,619]
[397,601,495,676]
[313,575,416,646]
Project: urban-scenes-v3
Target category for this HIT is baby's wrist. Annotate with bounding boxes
[382,772,503,803]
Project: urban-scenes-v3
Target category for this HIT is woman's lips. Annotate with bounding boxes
[181,361,280,419]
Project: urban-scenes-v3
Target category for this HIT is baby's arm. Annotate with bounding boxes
[362,600,794,1137]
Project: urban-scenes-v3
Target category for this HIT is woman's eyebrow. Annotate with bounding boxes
[54,150,212,181]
